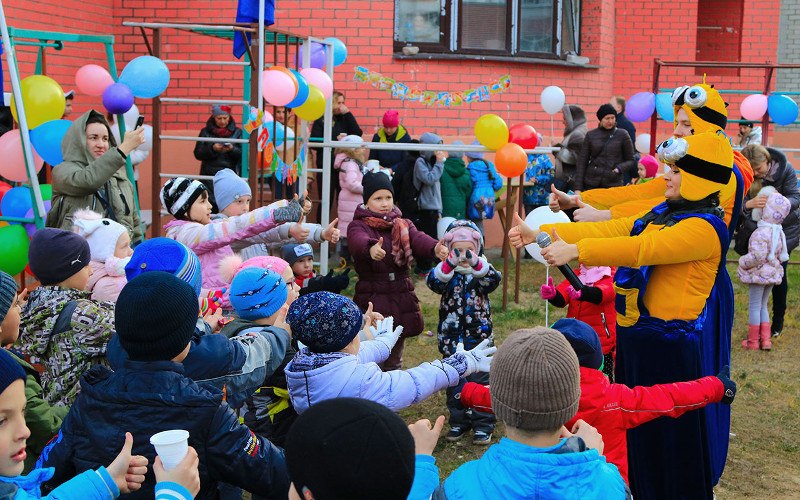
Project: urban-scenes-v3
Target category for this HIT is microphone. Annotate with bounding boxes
[536,232,584,291]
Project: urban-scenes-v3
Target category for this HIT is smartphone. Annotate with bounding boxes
[224,142,232,146]
[135,116,145,129]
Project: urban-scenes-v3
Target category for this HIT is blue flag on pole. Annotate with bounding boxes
[234,0,276,59]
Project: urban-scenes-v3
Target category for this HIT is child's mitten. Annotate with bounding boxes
[441,248,461,275]
[716,365,737,405]
[370,316,404,351]
[540,276,557,300]
[446,339,496,378]
[273,198,303,224]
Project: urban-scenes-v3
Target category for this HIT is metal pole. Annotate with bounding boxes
[650,58,661,155]
[319,39,335,274]
[151,27,163,237]
[502,176,512,311]
[514,174,523,304]
[762,64,774,146]
[248,30,260,209]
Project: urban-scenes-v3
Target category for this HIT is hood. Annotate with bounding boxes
[762,190,791,225]
[562,105,587,135]
[444,157,467,177]
[21,287,91,355]
[575,367,609,422]
[285,349,357,414]
[353,204,403,222]
[419,132,442,162]
[334,152,360,171]
[61,110,118,165]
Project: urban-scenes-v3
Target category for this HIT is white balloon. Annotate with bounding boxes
[437,217,457,240]
[122,104,140,130]
[138,124,153,152]
[635,133,651,155]
[540,86,566,115]
[523,206,571,264]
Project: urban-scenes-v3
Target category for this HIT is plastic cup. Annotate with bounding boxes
[150,430,189,470]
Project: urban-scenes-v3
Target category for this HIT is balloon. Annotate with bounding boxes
[324,37,348,67]
[300,68,333,100]
[540,86,566,115]
[294,85,326,121]
[122,104,141,130]
[103,83,134,115]
[262,70,296,106]
[0,224,30,275]
[23,200,52,237]
[286,69,310,109]
[296,42,327,69]
[740,94,768,122]
[119,55,171,98]
[30,119,72,165]
[523,206,571,264]
[508,123,538,150]
[39,184,52,201]
[655,92,674,122]
[0,186,33,224]
[495,143,528,178]
[635,134,651,155]
[264,121,287,147]
[437,217,457,240]
[768,94,799,126]
[474,114,509,150]
[139,125,154,152]
[0,181,12,208]
[0,130,44,182]
[626,92,656,122]
[268,66,298,94]
[75,64,115,96]
[10,75,65,129]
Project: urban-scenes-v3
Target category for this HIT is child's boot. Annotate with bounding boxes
[759,322,772,350]
[741,324,760,350]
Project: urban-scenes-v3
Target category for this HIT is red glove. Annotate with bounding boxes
[540,276,557,300]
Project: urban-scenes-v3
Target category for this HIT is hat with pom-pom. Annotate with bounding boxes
[72,209,129,262]
[220,254,290,284]
[160,177,207,219]
[125,237,202,296]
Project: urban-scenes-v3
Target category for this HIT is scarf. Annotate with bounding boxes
[577,264,612,285]
[211,126,234,138]
[757,220,789,262]
[637,193,723,229]
[362,213,414,268]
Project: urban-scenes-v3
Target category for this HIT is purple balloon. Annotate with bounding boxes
[23,200,52,237]
[295,42,327,69]
[102,82,135,115]
[626,92,656,122]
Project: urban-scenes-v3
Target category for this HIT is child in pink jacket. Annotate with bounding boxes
[335,135,367,263]
[72,209,133,302]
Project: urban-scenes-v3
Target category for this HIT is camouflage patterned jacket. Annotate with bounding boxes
[18,286,115,407]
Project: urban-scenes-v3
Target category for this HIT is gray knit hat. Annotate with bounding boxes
[490,327,580,431]
[0,271,17,322]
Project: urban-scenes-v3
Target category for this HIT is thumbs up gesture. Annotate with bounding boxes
[508,212,539,249]
[548,184,578,213]
[539,228,579,267]
[107,432,149,493]
[322,218,340,243]
[370,237,387,261]
[289,222,311,242]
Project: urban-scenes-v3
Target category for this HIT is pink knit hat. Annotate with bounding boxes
[443,220,483,254]
[382,109,399,128]
[638,154,659,178]
[220,255,290,284]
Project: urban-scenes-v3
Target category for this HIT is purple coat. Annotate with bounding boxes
[347,205,438,337]
[738,192,791,285]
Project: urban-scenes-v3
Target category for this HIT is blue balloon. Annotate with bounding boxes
[0,186,33,225]
[286,69,310,108]
[324,37,348,67]
[768,94,799,126]
[119,55,171,99]
[626,92,656,122]
[655,93,674,122]
[30,119,72,165]
[103,83,134,115]
[264,121,286,147]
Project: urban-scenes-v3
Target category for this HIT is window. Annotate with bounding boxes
[394,0,580,59]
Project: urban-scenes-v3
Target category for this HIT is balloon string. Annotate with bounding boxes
[550,115,554,146]
[545,266,549,326]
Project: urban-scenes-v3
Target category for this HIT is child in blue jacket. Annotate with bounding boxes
[465,141,504,233]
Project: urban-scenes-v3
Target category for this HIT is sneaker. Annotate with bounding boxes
[445,426,470,442]
[473,431,493,446]
[772,328,782,338]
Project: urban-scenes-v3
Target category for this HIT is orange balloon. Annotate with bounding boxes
[495,143,528,177]
[268,66,299,94]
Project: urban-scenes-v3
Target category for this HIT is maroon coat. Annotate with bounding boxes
[347,205,438,338]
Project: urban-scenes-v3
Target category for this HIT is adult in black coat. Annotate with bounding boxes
[194,104,243,210]
[573,104,636,193]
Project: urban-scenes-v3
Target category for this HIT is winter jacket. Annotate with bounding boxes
[430,436,630,499]
[347,206,438,337]
[310,112,363,170]
[285,340,460,414]
[370,125,412,172]
[18,287,115,407]
[574,126,636,192]
[87,258,128,302]
[466,160,503,221]
[193,116,243,176]
[335,153,364,234]
[47,110,142,242]
[426,259,501,356]
[523,154,555,207]
[440,157,473,219]
[554,104,588,185]
[460,367,725,484]
[0,466,119,500]
[38,360,289,500]
[734,126,762,150]
[738,190,791,286]
[6,350,69,473]
[392,154,422,218]
[547,271,617,355]
[210,213,325,261]
[414,133,445,211]
[615,112,637,146]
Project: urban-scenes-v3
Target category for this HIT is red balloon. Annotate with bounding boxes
[495,143,528,178]
[508,123,538,150]
[0,181,12,214]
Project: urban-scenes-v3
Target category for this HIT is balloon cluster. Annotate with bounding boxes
[740,94,799,126]
[0,183,53,275]
[474,115,539,178]
[76,56,171,116]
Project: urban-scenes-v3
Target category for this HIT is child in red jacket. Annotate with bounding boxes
[541,265,617,380]
[459,318,737,483]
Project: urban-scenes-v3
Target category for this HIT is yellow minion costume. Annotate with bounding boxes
[541,130,734,500]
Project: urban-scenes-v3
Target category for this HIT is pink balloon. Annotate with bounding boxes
[262,70,297,106]
[0,130,44,182]
[300,68,333,100]
[75,64,115,97]
[740,94,768,122]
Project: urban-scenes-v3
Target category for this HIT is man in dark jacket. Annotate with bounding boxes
[573,104,636,193]
[370,109,412,172]
[610,96,638,185]
[39,272,289,500]
[194,104,243,211]
[310,91,362,202]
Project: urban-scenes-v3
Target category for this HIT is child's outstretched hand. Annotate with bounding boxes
[464,249,481,269]
[273,196,303,224]
[540,276,557,300]
[434,238,449,261]
[408,416,445,456]
[300,190,312,215]
[362,301,384,331]
[370,316,403,351]
[322,218,340,243]
[441,248,461,274]
[154,446,200,498]
[289,222,311,242]
[716,365,737,405]
[457,339,496,376]
[203,308,224,333]
[106,432,148,494]
[370,238,386,261]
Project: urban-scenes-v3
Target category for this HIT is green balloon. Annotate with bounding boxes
[0,224,29,275]
[39,184,52,201]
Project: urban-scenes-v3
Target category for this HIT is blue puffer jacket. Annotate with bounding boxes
[0,466,118,500]
[467,160,503,220]
[37,361,289,500]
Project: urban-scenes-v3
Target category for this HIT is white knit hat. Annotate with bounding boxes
[72,209,128,262]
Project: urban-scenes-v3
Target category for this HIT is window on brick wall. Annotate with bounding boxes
[394,0,580,59]
[695,0,744,77]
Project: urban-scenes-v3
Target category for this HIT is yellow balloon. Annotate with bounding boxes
[10,75,66,129]
[294,85,326,121]
[474,113,509,150]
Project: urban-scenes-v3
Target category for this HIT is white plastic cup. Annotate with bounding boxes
[150,430,189,470]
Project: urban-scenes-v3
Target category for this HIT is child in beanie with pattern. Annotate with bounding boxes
[457,318,737,485]
[72,209,133,302]
[281,243,350,296]
[426,220,501,445]
[284,291,495,414]
[18,228,116,408]
[414,327,631,499]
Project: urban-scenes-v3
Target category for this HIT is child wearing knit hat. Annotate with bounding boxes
[634,154,659,185]
[280,243,350,296]
[72,209,134,302]
[18,228,116,407]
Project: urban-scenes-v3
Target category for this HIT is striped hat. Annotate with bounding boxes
[657,130,733,201]
[160,177,207,219]
[672,82,728,134]
[125,237,203,296]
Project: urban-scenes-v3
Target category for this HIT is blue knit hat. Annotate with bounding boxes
[287,292,363,353]
[213,168,251,212]
[465,139,485,160]
[551,318,603,370]
[281,243,313,267]
[0,271,17,322]
[0,349,26,396]
[125,238,202,297]
[28,228,91,286]
[230,267,288,321]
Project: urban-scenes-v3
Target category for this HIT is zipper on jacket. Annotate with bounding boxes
[600,311,610,338]
[120,191,131,216]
